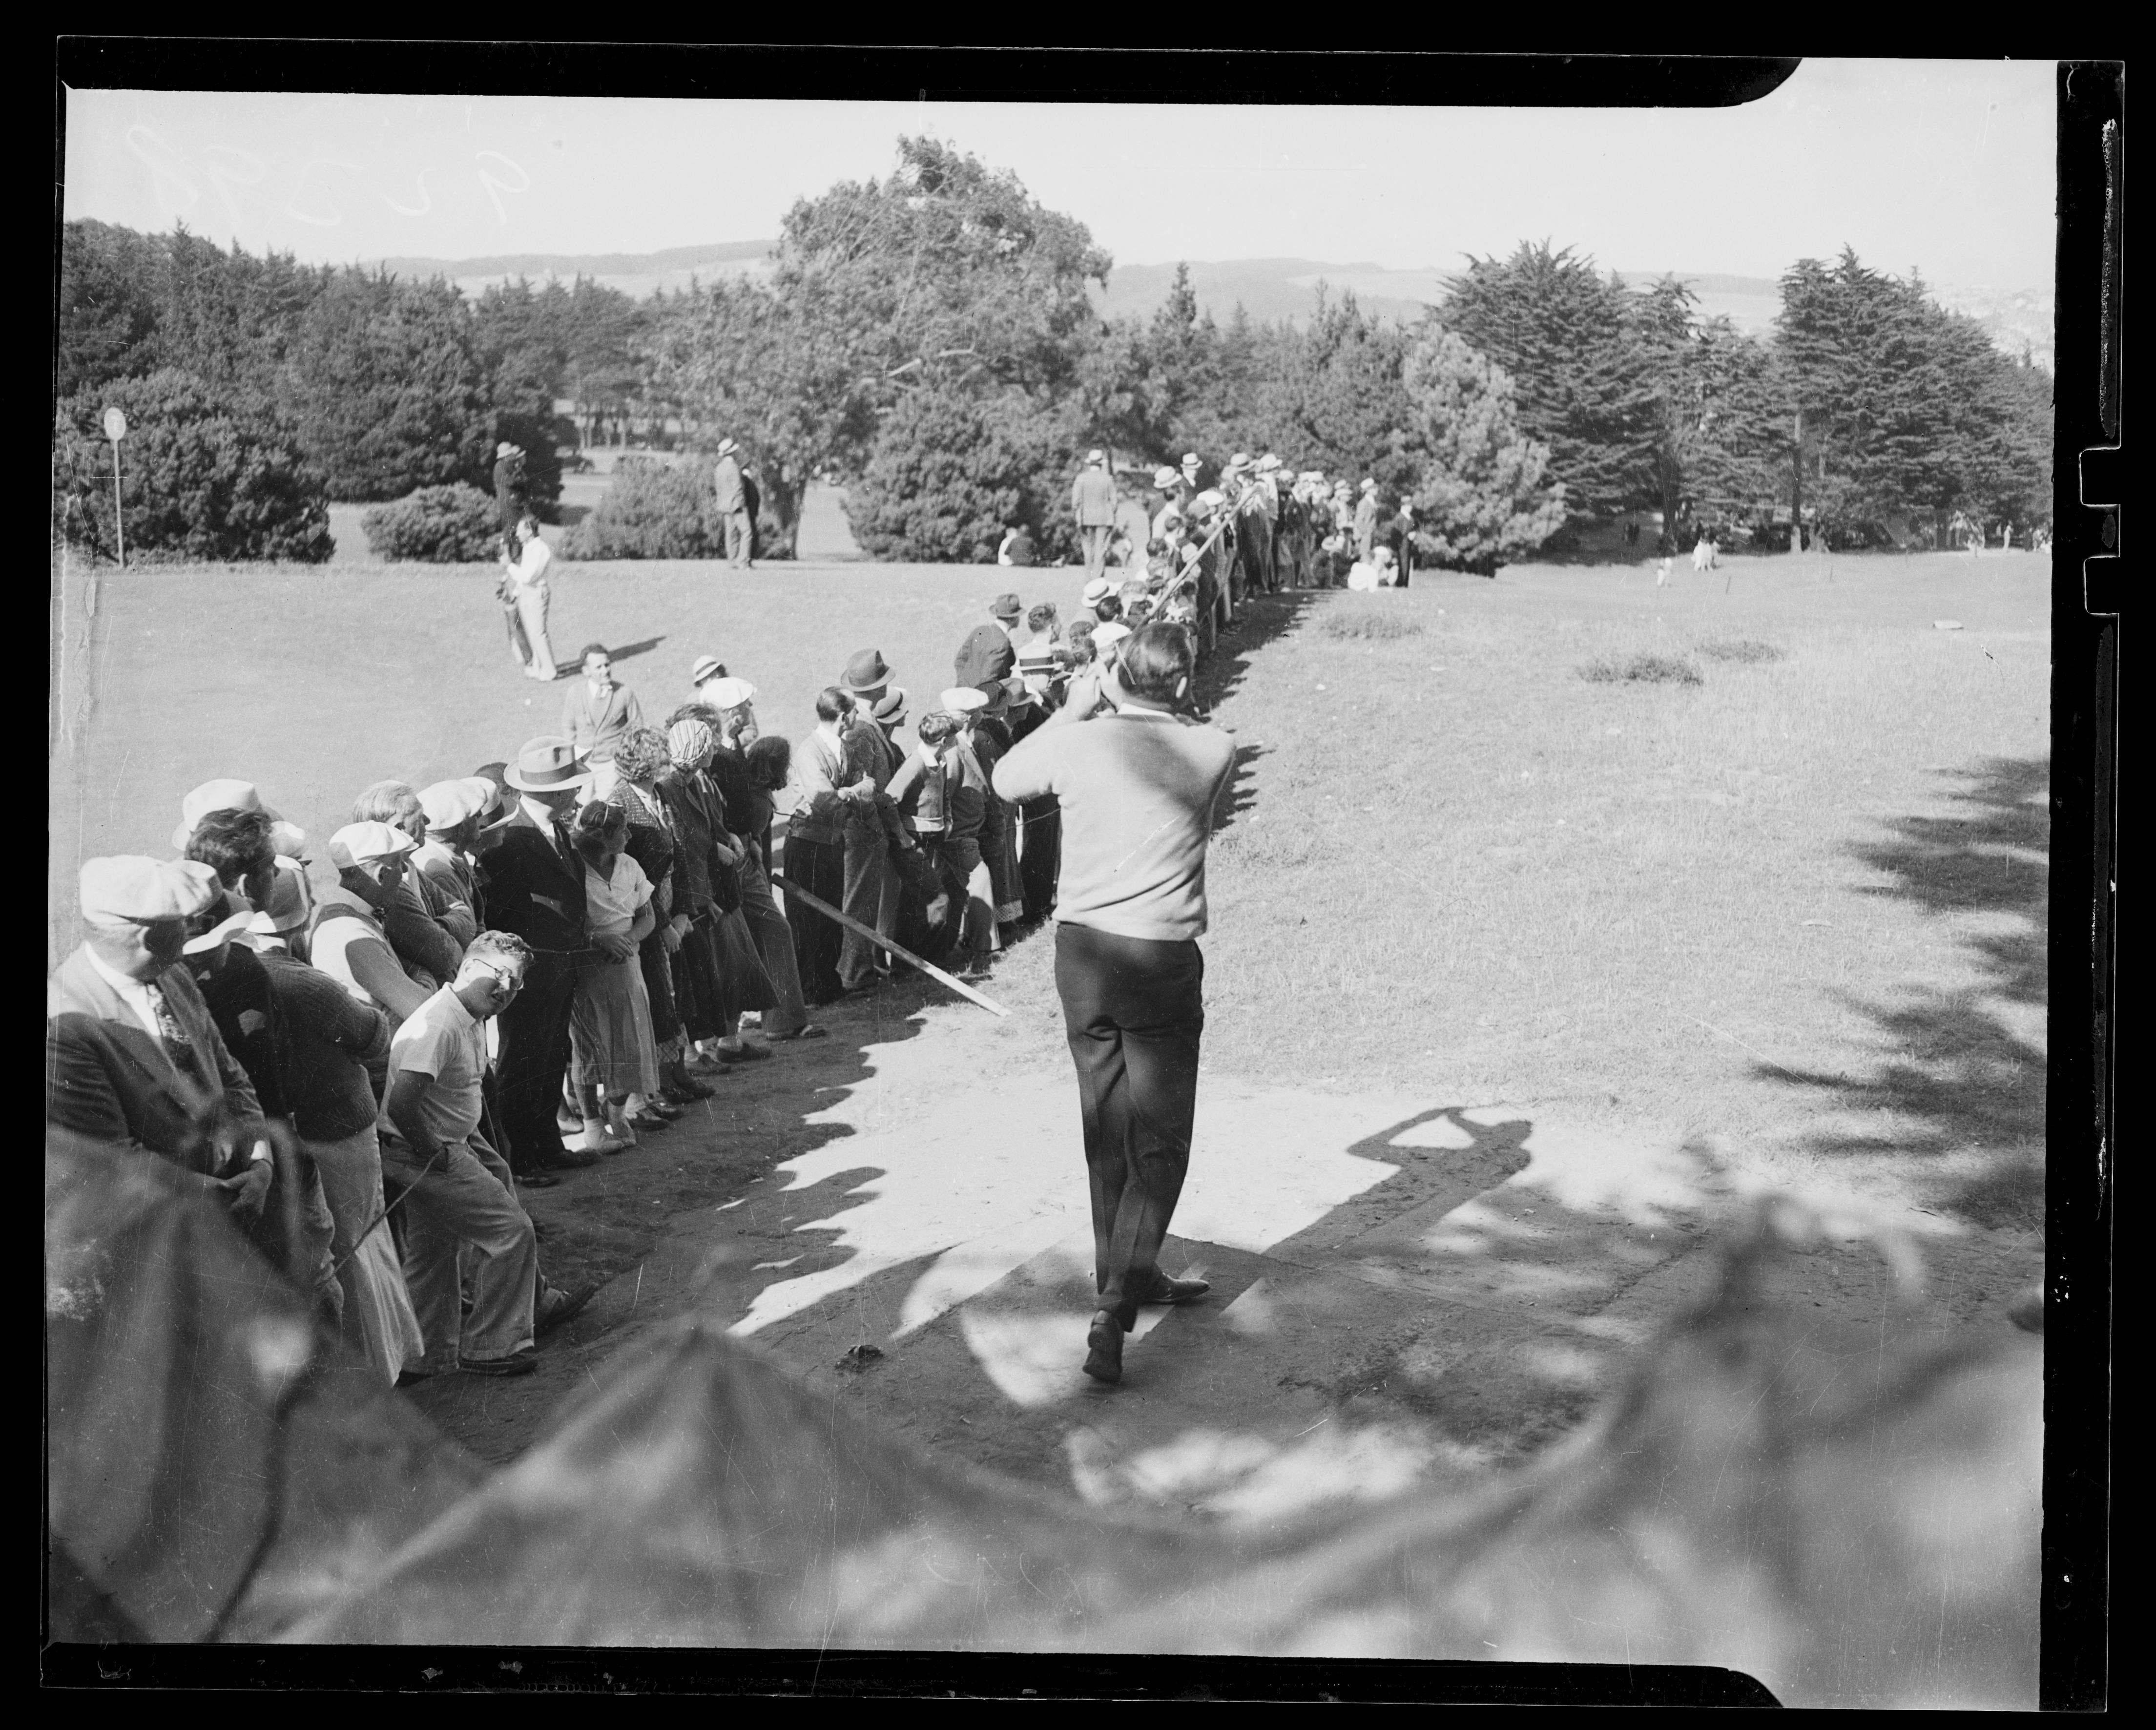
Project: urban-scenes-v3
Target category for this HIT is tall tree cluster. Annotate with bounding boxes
[53,219,647,558]
[57,170,2052,567]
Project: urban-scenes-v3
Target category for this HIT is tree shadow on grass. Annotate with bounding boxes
[1753,756,2049,1230]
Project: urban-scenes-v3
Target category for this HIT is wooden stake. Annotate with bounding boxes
[770,870,1010,1018]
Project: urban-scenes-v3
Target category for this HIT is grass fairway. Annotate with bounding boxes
[50,545,2049,1235]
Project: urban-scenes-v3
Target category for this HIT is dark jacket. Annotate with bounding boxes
[46,948,266,1176]
[955,624,1017,688]
[255,947,391,1142]
[187,943,289,1122]
[474,806,590,953]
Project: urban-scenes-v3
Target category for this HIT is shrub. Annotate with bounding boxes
[360,483,503,563]
[1696,638,1784,665]
[53,367,332,564]
[845,383,1082,565]
[1318,606,1426,641]
[559,458,722,560]
[1578,651,1703,686]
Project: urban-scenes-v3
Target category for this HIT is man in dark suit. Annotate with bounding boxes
[955,595,1023,689]
[472,738,603,1182]
[46,855,275,1225]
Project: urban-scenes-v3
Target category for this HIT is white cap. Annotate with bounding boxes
[419,778,493,832]
[80,855,222,927]
[328,822,418,871]
[171,779,306,857]
[938,687,990,715]
[701,676,757,709]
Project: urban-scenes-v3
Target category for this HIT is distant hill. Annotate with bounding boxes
[368,241,2050,367]
[367,240,775,303]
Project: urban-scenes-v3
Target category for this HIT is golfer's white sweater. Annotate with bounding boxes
[993,707,1235,944]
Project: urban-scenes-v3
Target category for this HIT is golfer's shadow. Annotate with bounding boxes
[604,635,666,665]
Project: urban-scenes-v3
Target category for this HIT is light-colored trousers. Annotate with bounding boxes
[1081,522,1111,581]
[379,1134,538,1373]
[305,1126,425,1385]
[511,579,556,677]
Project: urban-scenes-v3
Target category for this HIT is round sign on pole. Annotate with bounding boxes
[104,407,128,443]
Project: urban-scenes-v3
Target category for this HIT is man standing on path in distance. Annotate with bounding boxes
[714,438,752,570]
[991,622,1236,1386]
[1353,477,1381,563]
[1072,449,1119,584]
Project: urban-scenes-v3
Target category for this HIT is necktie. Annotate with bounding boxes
[144,980,191,1048]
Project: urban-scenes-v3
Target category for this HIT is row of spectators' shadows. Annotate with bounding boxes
[1754,755,2050,1230]
[1193,587,1318,834]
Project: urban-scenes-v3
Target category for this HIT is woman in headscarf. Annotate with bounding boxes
[700,682,824,1042]
[661,712,778,1067]
[606,726,708,1111]
[565,799,659,1154]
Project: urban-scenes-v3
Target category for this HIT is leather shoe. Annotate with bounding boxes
[512,1167,563,1189]
[461,1349,539,1377]
[1082,1310,1124,1385]
[535,1280,600,1339]
[1141,1274,1211,1305]
[534,1145,601,1172]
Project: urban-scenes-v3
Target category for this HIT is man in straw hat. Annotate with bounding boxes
[993,621,1235,1386]
[471,738,605,1180]
[47,855,276,1223]
[1071,449,1119,584]
[713,438,752,569]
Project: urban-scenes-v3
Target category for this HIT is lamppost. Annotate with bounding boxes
[102,406,127,568]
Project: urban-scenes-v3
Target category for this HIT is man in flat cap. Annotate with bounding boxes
[47,856,276,1224]
[1071,450,1119,586]
[713,438,752,570]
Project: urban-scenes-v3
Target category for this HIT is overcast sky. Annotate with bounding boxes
[62,60,2056,290]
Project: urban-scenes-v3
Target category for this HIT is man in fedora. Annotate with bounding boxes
[836,649,907,991]
[714,438,752,569]
[46,855,276,1224]
[955,595,1023,690]
[1071,449,1118,584]
[472,738,604,1181]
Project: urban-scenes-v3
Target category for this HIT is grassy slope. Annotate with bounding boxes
[49,547,2049,1230]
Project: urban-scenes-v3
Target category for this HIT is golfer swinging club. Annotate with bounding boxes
[993,620,1236,1384]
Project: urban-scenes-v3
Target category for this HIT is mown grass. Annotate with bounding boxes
[51,546,2052,1227]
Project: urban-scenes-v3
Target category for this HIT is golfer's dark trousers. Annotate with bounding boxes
[494,948,579,1171]
[1054,922,1204,1332]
